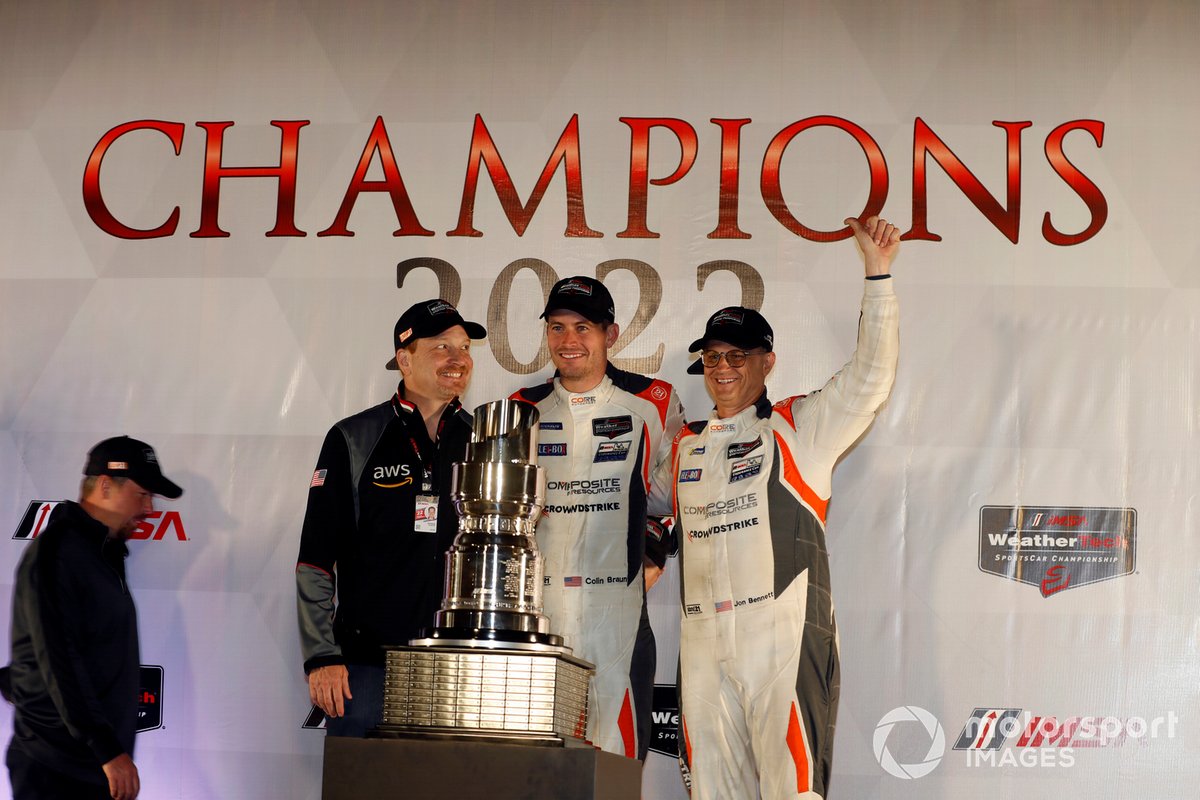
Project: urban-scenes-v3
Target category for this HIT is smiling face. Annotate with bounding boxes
[396,325,473,402]
[702,341,775,418]
[545,310,619,393]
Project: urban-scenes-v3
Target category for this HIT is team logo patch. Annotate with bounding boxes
[651,385,668,401]
[685,603,703,616]
[729,456,763,483]
[594,441,631,463]
[12,501,62,540]
[726,439,762,459]
[539,421,564,430]
[538,443,568,457]
[713,309,744,326]
[679,469,702,482]
[558,279,593,296]
[689,446,705,455]
[427,299,455,315]
[978,506,1137,597]
[592,415,633,439]
[569,396,596,406]
[709,422,736,433]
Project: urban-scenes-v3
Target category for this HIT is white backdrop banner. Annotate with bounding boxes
[2,1,1197,798]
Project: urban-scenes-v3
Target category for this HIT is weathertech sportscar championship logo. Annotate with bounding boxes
[137,665,164,732]
[978,506,1136,596]
[648,685,680,758]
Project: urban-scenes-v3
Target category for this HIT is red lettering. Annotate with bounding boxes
[1018,716,1078,747]
[83,120,185,239]
[190,120,309,238]
[448,114,600,238]
[617,118,698,238]
[908,119,1030,243]
[319,116,432,237]
[1042,120,1107,245]
[127,511,187,541]
[761,116,888,242]
[708,119,752,240]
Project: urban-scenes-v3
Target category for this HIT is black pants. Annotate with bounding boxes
[7,746,111,800]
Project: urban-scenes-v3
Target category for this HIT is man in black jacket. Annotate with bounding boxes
[296,299,486,736]
[7,436,183,800]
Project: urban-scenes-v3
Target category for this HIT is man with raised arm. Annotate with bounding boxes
[667,216,901,799]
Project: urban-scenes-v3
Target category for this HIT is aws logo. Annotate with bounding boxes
[372,464,412,488]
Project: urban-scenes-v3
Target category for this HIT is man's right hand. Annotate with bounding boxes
[102,753,139,800]
[308,664,353,717]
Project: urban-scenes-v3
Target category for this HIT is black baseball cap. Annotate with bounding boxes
[84,436,183,499]
[386,299,487,370]
[539,276,615,324]
[686,306,775,374]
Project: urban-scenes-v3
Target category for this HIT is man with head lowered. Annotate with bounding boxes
[664,216,901,800]
[8,436,183,800]
[510,276,685,760]
[296,299,485,736]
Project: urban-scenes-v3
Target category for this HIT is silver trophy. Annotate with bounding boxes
[377,400,593,744]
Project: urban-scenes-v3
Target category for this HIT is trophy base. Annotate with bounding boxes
[410,625,563,651]
[377,643,594,745]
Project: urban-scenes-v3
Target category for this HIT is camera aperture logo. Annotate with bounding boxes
[873,706,946,779]
[978,505,1136,596]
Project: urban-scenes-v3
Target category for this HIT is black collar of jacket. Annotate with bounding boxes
[390,381,467,425]
[60,500,128,558]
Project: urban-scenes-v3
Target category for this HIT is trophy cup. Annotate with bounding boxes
[376,399,593,745]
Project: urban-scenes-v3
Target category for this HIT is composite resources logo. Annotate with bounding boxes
[978,505,1136,596]
[873,706,946,779]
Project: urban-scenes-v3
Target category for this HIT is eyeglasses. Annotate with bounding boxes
[700,349,765,368]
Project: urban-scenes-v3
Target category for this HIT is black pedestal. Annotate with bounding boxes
[321,736,642,800]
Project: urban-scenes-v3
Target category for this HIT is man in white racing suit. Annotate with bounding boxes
[512,275,685,759]
[665,216,900,799]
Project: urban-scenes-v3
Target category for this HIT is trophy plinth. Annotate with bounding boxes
[376,400,593,745]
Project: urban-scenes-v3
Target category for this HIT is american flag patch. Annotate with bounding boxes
[310,469,327,487]
[563,576,582,587]
[715,599,733,613]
